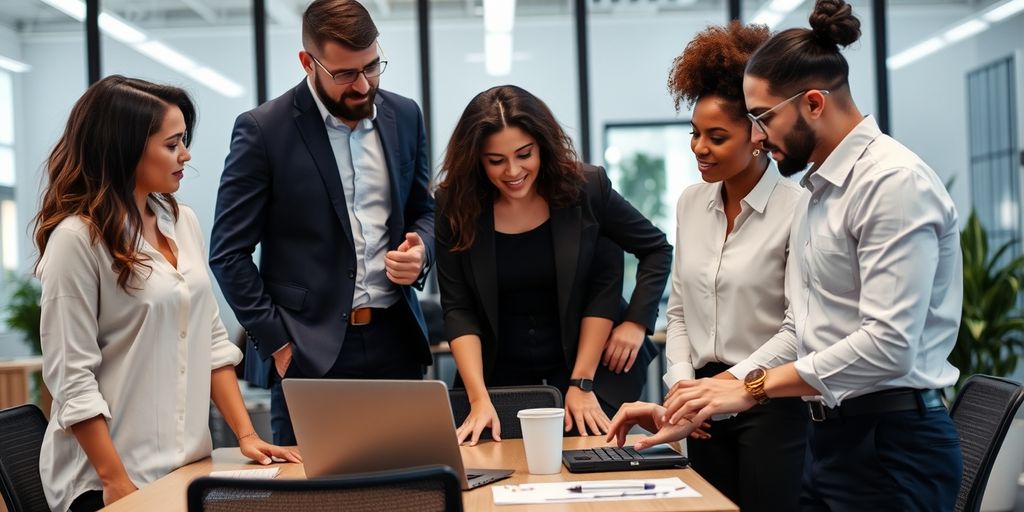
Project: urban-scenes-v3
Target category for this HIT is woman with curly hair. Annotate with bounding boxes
[436,85,671,446]
[659,21,809,511]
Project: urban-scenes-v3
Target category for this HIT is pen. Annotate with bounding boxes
[548,490,668,501]
[567,482,656,493]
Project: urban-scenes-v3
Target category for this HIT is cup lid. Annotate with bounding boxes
[517,408,565,419]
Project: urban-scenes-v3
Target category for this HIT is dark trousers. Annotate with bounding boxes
[269,304,423,446]
[800,406,962,511]
[687,363,808,512]
[70,490,104,512]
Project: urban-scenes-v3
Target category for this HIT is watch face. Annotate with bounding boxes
[744,368,766,385]
[573,379,594,392]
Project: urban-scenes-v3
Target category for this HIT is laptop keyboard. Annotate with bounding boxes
[592,446,644,461]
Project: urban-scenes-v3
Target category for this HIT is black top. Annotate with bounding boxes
[494,220,563,369]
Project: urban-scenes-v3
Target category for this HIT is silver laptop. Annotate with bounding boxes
[282,379,513,490]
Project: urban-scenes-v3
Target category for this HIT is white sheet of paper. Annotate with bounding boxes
[492,477,699,505]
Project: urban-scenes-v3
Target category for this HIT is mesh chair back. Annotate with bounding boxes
[187,464,462,512]
[949,374,1024,512]
[449,385,563,440]
[0,404,49,512]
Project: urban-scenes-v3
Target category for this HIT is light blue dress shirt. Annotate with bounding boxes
[307,78,398,309]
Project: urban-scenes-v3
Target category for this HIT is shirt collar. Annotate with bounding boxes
[742,160,782,214]
[803,115,881,190]
[145,195,177,242]
[704,160,782,215]
[306,77,377,131]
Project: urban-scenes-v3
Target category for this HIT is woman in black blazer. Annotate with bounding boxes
[435,85,672,446]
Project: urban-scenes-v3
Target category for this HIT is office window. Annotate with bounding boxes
[0,69,17,273]
[430,1,579,171]
[968,56,1019,263]
[604,121,701,300]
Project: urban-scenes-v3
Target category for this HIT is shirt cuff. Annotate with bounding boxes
[727,359,759,380]
[56,392,112,431]
[793,352,837,407]
[212,341,245,370]
[663,362,694,388]
[271,342,290,356]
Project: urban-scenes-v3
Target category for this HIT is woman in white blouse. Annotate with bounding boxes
[662,22,808,512]
[33,75,300,512]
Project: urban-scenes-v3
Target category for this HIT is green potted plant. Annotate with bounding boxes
[951,211,1024,392]
[952,211,1024,511]
[4,272,43,404]
[5,273,41,355]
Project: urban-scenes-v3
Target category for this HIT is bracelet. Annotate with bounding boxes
[236,431,258,442]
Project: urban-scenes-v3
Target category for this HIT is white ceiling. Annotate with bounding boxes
[0,0,985,34]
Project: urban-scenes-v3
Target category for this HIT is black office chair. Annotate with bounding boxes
[0,404,49,512]
[187,464,463,512]
[948,374,1024,512]
[449,385,563,440]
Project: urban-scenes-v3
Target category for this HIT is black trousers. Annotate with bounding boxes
[800,405,962,511]
[269,303,423,446]
[687,363,808,512]
[70,490,104,512]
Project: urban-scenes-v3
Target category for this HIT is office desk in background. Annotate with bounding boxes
[101,435,737,512]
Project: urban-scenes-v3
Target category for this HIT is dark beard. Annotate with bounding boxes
[772,115,817,177]
[314,73,376,122]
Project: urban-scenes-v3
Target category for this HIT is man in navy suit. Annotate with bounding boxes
[210,0,434,445]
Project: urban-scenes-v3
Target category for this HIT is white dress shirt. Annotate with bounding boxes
[307,78,398,309]
[730,117,962,407]
[664,163,806,387]
[38,198,242,512]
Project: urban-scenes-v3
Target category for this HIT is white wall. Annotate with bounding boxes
[891,13,1024,218]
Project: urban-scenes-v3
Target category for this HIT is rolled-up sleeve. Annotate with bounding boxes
[38,226,111,431]
[209,305,243,370]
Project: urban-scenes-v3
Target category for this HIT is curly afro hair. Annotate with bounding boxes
[668,21,771,119]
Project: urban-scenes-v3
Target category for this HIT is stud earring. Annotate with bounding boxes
[752,149,761,157]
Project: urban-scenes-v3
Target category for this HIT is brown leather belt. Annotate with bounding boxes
[350,307,372,326]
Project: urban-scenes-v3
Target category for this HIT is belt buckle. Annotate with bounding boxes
[808,401,827,422]
[350,308,372,326]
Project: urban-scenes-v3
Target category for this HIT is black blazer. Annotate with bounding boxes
[436,165,671,404]
[210,80,435,388]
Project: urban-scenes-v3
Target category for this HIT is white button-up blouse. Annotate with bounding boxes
[37,198,242,511]
[664,163,807,386]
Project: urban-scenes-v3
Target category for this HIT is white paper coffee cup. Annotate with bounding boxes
[517,408,565,474]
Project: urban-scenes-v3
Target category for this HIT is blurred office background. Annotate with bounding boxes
[0,0,1023,396]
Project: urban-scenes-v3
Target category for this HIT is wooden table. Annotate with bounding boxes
[102,435,736,511]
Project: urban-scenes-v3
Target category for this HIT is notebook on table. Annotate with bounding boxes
[562,444,689,473]
[282,378,513,490]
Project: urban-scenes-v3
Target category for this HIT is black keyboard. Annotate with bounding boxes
[592,446,644,461]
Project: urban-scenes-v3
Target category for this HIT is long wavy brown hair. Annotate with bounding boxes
[34,75,196,292]
[436,85,584,252]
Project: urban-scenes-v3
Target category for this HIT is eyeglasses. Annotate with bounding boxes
[747,89,829,134]
[310,55,388,85]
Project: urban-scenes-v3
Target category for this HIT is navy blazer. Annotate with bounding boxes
[436,165,671,405]
[210,80,435,388]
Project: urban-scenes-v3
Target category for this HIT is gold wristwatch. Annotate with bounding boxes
[743,368,771,405]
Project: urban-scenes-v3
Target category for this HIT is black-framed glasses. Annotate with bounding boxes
[747,89,830,134]
[310,55,388,85]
